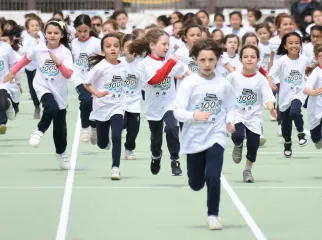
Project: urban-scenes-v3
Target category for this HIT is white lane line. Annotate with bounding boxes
[55,111,81,240]
[221,175,267,240]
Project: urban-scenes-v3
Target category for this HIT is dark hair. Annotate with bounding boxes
[255,22,272,37]
[2,24,23,51]
[229,11,242,20]
[190,38,223,60]
[25,17,41,30]
[110,10,128,20]
[157,15,170,27]
[91,15,103,24]
[5,20,18,29]
[182,24,201,43]
[129,28,168,57]
[172,11,184,21]
[173,20,183,27]
[310,24,322,33]
[277,32,302,55]
[103,19,118,31]
[183,12,195,23]
[247,8,262,21]
[196,10,210,20]
[240,45,260,59]
[306,43,322,75]
[264,15,275,24]
[73,14,97,37]
[24,13,38,19]
[88,33,121,69]
[44,19,70,50]
[214,13,225,22]
[200,26,210,37]
[132,28,145,40]
[242,32,259,46]
[53,10,71,25]
[0,18,6,31]
[121,33,133,47]
[144,24,158,30]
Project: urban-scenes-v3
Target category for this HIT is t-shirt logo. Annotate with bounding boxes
[285,70,302,86]
[188,61,198,73]
[154,76,171,91]
[40,59,59,77]
[262,53,270,69]
[104,75,123,97]
[0,60,4,72]
[237,88,257,106]
[198,93,222,115]
[76,53,89,69]
[123,74,138,93]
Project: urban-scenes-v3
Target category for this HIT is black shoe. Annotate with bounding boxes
[150,151,162,175]
[298,133,308,147]
[284,142,292,158]
[171,160,182,176]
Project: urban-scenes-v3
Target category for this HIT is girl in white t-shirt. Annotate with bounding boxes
[71,14,101,144]
[85,33,127,180]
[255,23,272,71]
[4,19,73,170]
[303,25,322,67]
[268,32,310,158]
[20,17,45,119]
[304,43,322,150]
[129,28,188,176]
[120,34,143,160]
[174,39,236,230]
[228,45,276,183]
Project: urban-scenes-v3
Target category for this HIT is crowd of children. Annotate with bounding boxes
[1,6,322,230]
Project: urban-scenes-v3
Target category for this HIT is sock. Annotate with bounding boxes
[245,165,252,171]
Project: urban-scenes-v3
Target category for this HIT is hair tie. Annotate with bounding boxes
[46,20,65,30]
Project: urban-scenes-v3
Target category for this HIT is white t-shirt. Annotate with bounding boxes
[86,59,127,121]
[269,36,282,84]
[71,37,101,88]
[120,57,143,113]
[305,66,322,130]
[142,55,186,121]
[302,42,316,67]
[223,27,247,39]
[258,42,271,71]
[118,26,132,34]
[215,52,242,78]
[227,71,276,135]
[174,73,236,154]
[168,36,185,57]
[27,44,73,110]
[268,54,310,112]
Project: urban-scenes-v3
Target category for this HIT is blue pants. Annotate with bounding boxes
[187,143,224,216]
[76,84,95,129]
[0,89,19,125]
[310,119,322,143]
[123,111,140,151]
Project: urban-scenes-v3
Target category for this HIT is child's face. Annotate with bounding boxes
[230,14,242,30]
[215,16,224,29]
[195,50,218,77]
[184,27,201,48]
[116,13,128,29]
[76,24,91,41]
[170,13,179,24]
[311,30,322,45]
[103,23,115,35]
[225,37,238,53]
[45,25,63,47]
[92,19,102,33]
[247,11,256,26]
[150,35,169,58]
[212,31,223,43]
[197,12,209,26]
[316,51,322,66]
[173,22,183,37]
[284,35,301,56]
[257,27,270,42]
[102,37,120,61]
[28,19,40,36]
[313,11,322,25]
[241,48,259,71]
[278,17,294,35]
[244,36,258,47]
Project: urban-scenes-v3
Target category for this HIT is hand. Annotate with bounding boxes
[95,90,109,98]
[270,83,277,92]
[174,44,180,50]
[314,87,322,96]
[17,83,23,94]
[269,108,277,120]
[170,55,180,62]
[304,15,312,23]
[193,105,213,121]
[174,75,185,80]
[2,71,15,83]
[48,51,62,66]
[226,122,235,133]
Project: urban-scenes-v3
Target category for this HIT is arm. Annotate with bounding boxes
[224,62,235,73]
[259,66,268,77]
[57,63,73,79]
[148,58,176,85]
[304,87,322,96]
[84,83,108,98]
[224,83,236,133]
[267,51,275,72]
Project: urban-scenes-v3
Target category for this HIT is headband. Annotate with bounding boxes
[45,20,65,30]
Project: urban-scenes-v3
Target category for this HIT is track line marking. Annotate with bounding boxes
[221,175,267,240]
[55,111,81,240]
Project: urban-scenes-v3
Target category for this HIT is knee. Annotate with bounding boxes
[97,140,108,149]
[289,108,301,118]
[165,125,179,135]
[246,153,257,163]
[188,179,205,191]
[232,133,244,145]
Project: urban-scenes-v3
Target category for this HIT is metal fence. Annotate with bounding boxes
[0,0,295,12]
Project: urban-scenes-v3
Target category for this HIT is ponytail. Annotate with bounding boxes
[88,54,105,70]
[305,63,318,76]
[129,38,150,57]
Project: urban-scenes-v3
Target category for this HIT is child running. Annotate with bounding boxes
[268,32,310,158]
[71,14,101,144]
[129,28,188,176]
[85,33,127,180]
[304,43,322,149]
[174,38,236,230]
[3,19,73,170]
[228,45,276,183]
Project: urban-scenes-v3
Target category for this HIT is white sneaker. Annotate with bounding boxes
[111,167,120,180]
[208,215,222,230]
[90,127,97,145]
[56,152,71,170]
[29,130,43,147]
[259,135,267,147]
[6,99,15,120]
[277,125,282,137]
[125,149,136,160]
[80,128,90,142]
